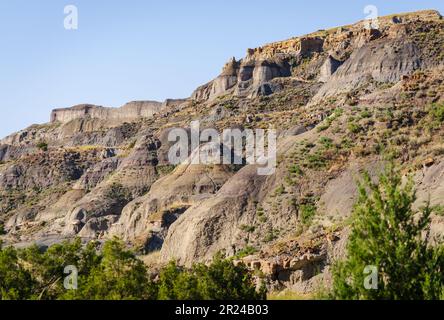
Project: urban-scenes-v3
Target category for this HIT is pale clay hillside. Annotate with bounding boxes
[0,10,443,296]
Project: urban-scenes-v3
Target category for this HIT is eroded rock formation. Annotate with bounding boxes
[1,9,443,294]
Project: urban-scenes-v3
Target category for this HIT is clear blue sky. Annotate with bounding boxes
[0,0,443,138]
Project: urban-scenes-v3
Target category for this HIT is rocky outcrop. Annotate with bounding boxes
[192,58,239,101]
[313,39,422,100]
[108,161,234,249]
[192,57,292,101]
[160,164,270,265]
[159,134,306,266]
[192,37,323,101]
[192,10,443,104]
[312,10,443,101]
[245,37,324,60]
[318,55,343,83]
[50,99,186,124]
[238,230,342,293]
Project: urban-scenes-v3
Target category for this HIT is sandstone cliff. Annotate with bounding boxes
[50,99,186,124]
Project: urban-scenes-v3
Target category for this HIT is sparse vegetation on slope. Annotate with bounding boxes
[331,164,444,300]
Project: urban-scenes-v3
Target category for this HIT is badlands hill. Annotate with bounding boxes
[1,10,443,294]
